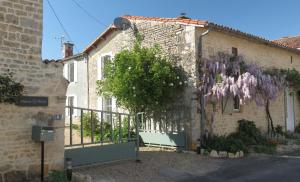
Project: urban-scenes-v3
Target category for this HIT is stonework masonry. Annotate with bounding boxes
[0,0,67,181]
[88,20,199,149]
[195,28,300,138]
[87,18,300,150]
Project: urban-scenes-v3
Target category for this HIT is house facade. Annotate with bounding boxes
[62,43,88,115]
[82,15,300,150]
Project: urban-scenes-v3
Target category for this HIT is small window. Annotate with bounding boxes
[291,56,293,64]
[103,97,112,122]
[232,47,238,57]
[233,95,240,110]
[103,97,112,112]
[67,96,74,116]
[68,62,74,82]
[101,55,111,79]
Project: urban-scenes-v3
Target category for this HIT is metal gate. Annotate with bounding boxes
[138,108,188,149]
[64,106,140,167]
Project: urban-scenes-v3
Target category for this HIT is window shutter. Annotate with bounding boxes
[112,97,117,112]
[74,61,78,83]
[69,62,74,82]
[63,63,68,80]
[223,96,234,114]
[97,57,102,80]
[97,97,102,110]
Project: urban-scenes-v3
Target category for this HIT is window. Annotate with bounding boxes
[103,97,112,122]
[233,96,240,110]
[64,61,77,83]
[98,53,112,80]
[68,62,74,82]
[66,95,77,116]
[232,47,238,57]
[67,96,74,116]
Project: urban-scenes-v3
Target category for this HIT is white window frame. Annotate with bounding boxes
[97,52,113,80]
[65,95,78,116]
[64,61,78,83]
[233,95,240,111]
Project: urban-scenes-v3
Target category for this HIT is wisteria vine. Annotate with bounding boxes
[200,52,286,134]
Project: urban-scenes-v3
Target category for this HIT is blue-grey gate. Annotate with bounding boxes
[64,106,140,167]
[138,108,188,149]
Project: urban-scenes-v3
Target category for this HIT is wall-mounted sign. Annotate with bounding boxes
[16,96,48,106]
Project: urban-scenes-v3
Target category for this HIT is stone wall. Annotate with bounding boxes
[0,0,67,181]
[87,20,199,149]
[197,28,300,136]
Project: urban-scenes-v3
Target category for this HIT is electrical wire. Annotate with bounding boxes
[46,0,79,53]
[70,0,108,28]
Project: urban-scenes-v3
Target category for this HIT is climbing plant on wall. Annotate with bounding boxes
[0,73,24,103]
[199,52,300,134]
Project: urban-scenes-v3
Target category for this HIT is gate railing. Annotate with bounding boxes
[65,106,136,147]
[137,111,187,148]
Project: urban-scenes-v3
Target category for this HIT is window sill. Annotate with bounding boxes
[233,109,241,113]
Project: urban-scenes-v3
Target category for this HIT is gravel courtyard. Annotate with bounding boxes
[74,148,224,182]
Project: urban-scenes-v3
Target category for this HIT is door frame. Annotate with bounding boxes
[285,88,296,132]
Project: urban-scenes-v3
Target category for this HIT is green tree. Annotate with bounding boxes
[96,41,186,115]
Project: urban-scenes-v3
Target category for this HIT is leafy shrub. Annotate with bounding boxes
[252,144,277,154]
[205,135,246,153]
[228,119,265,146]
[46,170,68,182]
[275,125,284,135]
[295,123,300,133]
[204,119,277,154]
[73,113,136,143]
[0,73,24,103]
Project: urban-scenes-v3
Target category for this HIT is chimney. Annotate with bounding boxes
[62,42,74,58]
[177,13,190,19]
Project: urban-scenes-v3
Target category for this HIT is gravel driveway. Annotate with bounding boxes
[75,148,224,182]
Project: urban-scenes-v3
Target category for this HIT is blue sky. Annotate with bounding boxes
[42,0,300,59]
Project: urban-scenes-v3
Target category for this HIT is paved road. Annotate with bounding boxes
[181,155,300,182]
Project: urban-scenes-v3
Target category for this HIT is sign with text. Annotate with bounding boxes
[16,96,48,106]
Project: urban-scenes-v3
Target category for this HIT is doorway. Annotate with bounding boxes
[286,90,295,132]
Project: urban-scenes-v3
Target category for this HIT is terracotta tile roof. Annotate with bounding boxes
[84,15,300,54]
[273,36,300,49]
[122,15,208,26]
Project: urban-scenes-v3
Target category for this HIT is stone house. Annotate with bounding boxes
[81,15,300,150]
[61,43,88,115]
[0,0,67,181]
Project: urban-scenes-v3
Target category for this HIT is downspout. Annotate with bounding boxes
[198,29,210,151]
[85,54,90,109]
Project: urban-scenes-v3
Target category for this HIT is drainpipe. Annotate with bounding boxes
[85,54,90,109]
[198,29,210,153]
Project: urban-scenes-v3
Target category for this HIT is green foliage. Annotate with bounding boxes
[252,144,277,154]
[96,41,186,115]
[0,73,23,103]
[295,123,300,133]
[46,170,68,182]
[205,135,246,153]
[266,68,300,102]
[204,119,279,154]
[275,125,284,135]
[73,112,135,143]
[228,119,265,146]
